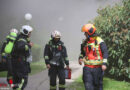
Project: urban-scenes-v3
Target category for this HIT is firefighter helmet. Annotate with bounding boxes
[51,30,61,38]
[20,25,33,35]
[10,28,18,34]
[82,24,96,35]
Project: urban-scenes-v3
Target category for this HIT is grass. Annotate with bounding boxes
[0,59,46,77]
[67,76,130,90]
[29,60,46,75]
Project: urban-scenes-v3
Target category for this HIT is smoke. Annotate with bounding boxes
[0,0,122,60]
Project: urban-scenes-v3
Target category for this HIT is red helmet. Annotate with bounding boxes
[82,24,96,35]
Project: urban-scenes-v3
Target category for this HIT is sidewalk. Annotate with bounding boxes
[0,61,83,90]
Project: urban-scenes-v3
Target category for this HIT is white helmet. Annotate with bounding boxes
[20,25,33,35]
[10,28,18,34]
[51,30,61,38]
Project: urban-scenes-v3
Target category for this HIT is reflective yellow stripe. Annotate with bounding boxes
[25,45,29,51]
[88,43,95,46]
[59,84,65,88]
[103,59,107,63]
[65,57,69,60]
[79,54,83,57]
[83,58,103,65]
[44,56,49,59]
[50,85,56,89]
[95,45,101,60]
[2,53,6,56]
[18,39,27,42]
[18,79,24,90]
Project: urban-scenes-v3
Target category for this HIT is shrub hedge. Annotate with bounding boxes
[92,0,130,81]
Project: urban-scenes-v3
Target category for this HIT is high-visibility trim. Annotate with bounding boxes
[4,42,14,54]
[83,58,103,65]
[9,36,16,41]
[17,79,24,90]
[65,57,69,60]
[25,45,29,51]
[79,54,83,57]
[59,84,65,88]
[96,37,104,44]
[50,85,56,89]
[10,32,17,37]
[18,39,27,42]
[44,56,49,59]
[103,59,107,63]
[27,38,30,42]
[2,53,6,56]
[95,45,101,60]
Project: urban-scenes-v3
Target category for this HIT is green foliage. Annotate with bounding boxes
[32,44,42,62]
[92,0,130,81]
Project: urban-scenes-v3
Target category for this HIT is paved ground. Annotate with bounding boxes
[0,61,83,90]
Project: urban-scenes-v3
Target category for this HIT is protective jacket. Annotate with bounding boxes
[12,34,31,74]
[79,37,108,68]
[44,39,69,67]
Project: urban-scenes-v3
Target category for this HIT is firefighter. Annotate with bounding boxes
[44,30,69,90]
[1,28,18,87]
[11,25,33,90]
[79,24,108,90]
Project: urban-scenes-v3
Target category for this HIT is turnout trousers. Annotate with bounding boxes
[83,66,103,90]
[49,66,65,90]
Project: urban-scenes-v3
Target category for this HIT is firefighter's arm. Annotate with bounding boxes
[78,42,86,65]
[100,42,108,65]
[100,42,108,71]
[44,44,50,65]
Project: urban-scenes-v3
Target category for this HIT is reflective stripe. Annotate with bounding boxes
[2,53,6,56]
[18,39,27,42]
[65,57,69,60]
[79,54,83,57]
[83,58,103,65]
[103,59,107,63]
[50,85,56,89]
[18,79,24,90]
[95,45,101,60]
[59,84,65,88]
[25,45,29,51]
[10,32,17,37]
[44,56,49,59]
[9,36,16,41]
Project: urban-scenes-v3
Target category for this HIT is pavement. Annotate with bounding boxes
[0,61,83,90]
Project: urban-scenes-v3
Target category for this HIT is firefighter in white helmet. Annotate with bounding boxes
[11,25,33,90]
[44,30,69,90]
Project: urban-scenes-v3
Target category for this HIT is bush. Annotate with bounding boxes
[92,0,130,81]
[32,44,42,62]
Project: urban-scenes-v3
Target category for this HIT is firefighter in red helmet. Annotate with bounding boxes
[79,24,108,90]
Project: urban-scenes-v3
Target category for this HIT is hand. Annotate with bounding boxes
[79,59,83,65]
[102,65,107,71]
[66,65,69,69]
[29,42,33,47]
[46,64,51,69]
